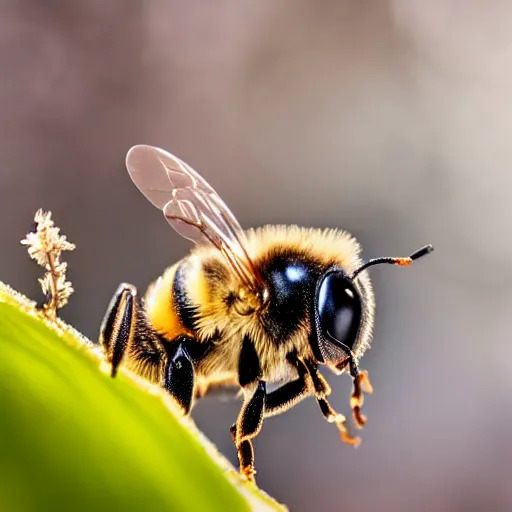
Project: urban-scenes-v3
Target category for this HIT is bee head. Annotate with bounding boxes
[311,244,434,370]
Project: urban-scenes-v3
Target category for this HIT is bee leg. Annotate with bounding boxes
[163,340,195,415]
[230,376,311,456]
[348,358,374,428]
[304,359,331,398]
[263,357,311,418]
[230,357,316,479]
[305,361,361,447]
[99,283,138,377]
[233,381,266,482]
[317,397,361,447]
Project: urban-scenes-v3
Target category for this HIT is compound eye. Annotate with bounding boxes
[317,272,362,353]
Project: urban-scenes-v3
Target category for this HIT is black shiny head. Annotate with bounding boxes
[312,270,362,366]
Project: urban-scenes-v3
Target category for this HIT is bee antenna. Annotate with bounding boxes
[351,244,434,279]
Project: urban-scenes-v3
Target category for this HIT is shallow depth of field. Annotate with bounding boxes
[1,2,511,511]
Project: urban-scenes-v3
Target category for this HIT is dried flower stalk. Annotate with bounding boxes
[21,209,76,319]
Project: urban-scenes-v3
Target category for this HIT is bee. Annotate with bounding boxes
[99,144,433,481]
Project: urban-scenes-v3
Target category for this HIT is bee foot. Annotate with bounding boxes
[352,406,367,429]
[334,415,361,447]
[340,428,361,448]
[358,370,374,394]
[241,466,257,483]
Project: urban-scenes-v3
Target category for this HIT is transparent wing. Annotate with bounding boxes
[125,144,263,293]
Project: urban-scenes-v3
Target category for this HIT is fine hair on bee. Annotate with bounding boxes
[99,144,434,481]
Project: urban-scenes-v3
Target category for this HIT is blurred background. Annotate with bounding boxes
[1,1,511,511]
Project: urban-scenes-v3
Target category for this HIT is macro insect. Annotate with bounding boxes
[99,144,433,480]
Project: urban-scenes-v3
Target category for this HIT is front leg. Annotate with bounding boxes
[260,358,359,446]
[305,360,361,446]
[348,358,374,428]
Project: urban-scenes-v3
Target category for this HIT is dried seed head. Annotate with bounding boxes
[21,209,76,318]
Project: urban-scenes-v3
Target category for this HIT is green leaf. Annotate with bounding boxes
[0,283,285,512]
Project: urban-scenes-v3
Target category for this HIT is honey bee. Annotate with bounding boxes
[99,144,433,480]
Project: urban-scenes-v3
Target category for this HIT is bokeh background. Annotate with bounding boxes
[1,1,512,511]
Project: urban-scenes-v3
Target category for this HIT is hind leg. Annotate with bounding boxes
[99,283,196,414]
[99,283,138,377]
